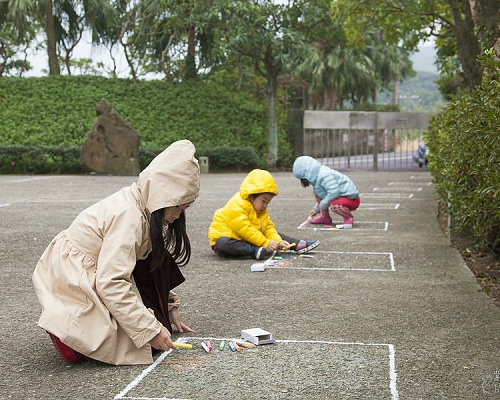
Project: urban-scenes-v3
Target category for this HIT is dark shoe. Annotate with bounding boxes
[47,332,86,364]
[254,246,273,260]
[295,240,320,254]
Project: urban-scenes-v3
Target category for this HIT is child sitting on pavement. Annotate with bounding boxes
[292,156,360,229]
[208,169,320,260]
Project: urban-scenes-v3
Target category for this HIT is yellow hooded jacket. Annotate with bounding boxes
[208,169,282,248]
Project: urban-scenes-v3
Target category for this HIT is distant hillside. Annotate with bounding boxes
[410,46,438,73]
[378,70,446,112]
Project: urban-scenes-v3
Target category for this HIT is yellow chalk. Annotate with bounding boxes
[284,242,296,250]
[173,342,193,349]
[236,340,256,349]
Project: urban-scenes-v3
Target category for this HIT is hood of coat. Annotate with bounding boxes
[137,140,200,213]
[239,169,278,201]
[292,156,321,184]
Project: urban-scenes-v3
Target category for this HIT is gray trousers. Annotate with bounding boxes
[214,233,297,258]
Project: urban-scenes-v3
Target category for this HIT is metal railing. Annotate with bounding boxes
[302,111,435,170]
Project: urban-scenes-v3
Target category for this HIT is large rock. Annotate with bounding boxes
[80,99,141,176]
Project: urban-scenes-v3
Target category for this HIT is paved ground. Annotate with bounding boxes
[0,171,499,399]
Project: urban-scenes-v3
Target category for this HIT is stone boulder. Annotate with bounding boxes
[80,99,141,176]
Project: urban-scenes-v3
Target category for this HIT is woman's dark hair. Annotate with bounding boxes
[300,178,310,188]
[149,208,191,271]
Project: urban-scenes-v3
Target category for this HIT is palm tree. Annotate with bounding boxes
[8,0,115,75]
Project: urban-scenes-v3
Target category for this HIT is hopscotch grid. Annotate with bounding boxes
[373,187,421,192]
[299,220,391,230]
[264,250,395,271]
[115,338,399,400]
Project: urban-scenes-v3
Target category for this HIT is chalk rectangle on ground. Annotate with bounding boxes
[267,250,395,272]
[115,339,399,400]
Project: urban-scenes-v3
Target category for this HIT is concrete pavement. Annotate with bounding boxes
[0,171,499,399]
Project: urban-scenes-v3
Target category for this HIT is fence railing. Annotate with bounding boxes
[302,111,436,171]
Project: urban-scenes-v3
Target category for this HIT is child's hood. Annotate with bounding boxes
[292,156,321,183]
[239,169,278,200]
[137,139,200,213]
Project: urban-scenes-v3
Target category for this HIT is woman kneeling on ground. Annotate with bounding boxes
[32,140,200,365]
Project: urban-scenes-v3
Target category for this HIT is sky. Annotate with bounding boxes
[25,32,437,78]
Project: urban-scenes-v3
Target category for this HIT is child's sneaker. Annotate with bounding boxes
[295,240,320,254]
[47,332,86,364]
[342,218,353,229]
[309,215,332,225]
[254,246,273,260]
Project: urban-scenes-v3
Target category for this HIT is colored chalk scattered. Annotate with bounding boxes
[232,341,241,352]
[172,342,193,349]
[228,341,237,352]
[200,342,210,352]
[206,340,213,351]
[219,341,225,351]
[273,256,283,260]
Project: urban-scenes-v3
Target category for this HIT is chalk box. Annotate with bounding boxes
[250,263,266,272]
[241,328,275,345]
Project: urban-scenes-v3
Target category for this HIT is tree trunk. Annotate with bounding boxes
[325,85,338,110]
[266,74,278,168]
[185,25,196,80]
[44,0,60,75]
[469,0,500,57]
[392,80,398,105]
[447,0,482,91]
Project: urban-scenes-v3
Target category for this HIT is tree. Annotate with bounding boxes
[223,0,305,168]
[7,0,116,76]
[334,0,500,93]
[0,3,39,76]
[290,0,413,109]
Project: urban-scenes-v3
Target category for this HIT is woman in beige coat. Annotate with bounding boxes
[32,140,200,365]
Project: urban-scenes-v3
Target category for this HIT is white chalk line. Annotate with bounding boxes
[388,181,432,186]
[268,250,395,272]
[298,220,390,229]
[359,203,400,210]
[373,187,422,192]
[114,349,173,399]
[115,337,399,400]
[0,203,10,208]
[361,192,411,198]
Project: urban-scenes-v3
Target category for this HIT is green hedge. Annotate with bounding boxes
[0,76,293,168]
[426,52,500,251]
[0,145,260,174]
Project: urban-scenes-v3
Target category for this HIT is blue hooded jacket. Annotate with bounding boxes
[292,156,359,211]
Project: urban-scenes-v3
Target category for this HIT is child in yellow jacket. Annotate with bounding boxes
[208,169,319,260]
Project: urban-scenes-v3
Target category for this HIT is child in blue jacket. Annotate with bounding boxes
[292,156,360,228]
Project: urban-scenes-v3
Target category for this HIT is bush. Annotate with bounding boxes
[0,146,82,174]
[196,147,260,171]
[0,145,260,174]
[426,51,500,252]
[0,76,293,168]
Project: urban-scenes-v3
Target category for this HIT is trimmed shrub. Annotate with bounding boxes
[426,52,500,252]
[0,76,293,169]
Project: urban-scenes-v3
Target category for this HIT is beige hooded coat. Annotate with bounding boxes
[32,140,200,365]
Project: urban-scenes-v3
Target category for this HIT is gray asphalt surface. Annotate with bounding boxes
[0,171,499,399]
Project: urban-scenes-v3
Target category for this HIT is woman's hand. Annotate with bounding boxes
[169,307,193,333]
[149,326,175,351]
[309,209,317,217]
